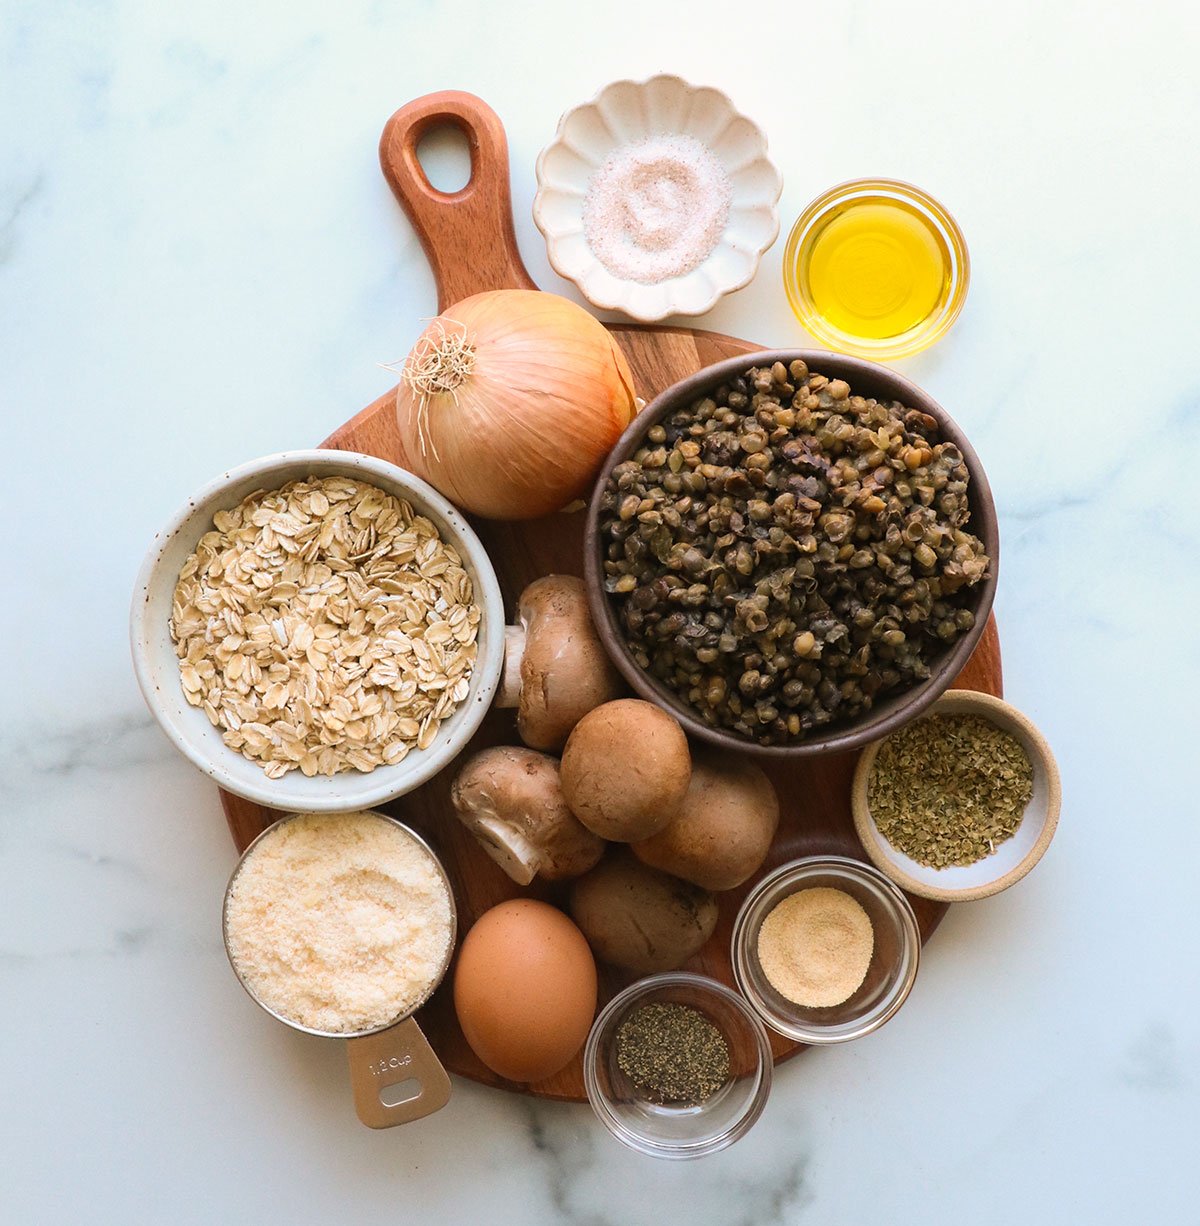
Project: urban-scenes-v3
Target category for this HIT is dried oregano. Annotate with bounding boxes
[868,713,1034,867]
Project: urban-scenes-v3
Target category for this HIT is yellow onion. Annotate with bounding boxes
[394,290,637,519]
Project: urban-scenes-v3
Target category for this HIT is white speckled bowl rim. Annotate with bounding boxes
[533,74,783,323]
[130,450,505,813]
[851,691,1062,902]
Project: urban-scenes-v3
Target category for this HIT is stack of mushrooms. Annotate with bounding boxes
[452,575,781,975]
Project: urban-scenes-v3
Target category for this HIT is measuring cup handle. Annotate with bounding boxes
[347,1017,451,1129]
[379,91,537,310]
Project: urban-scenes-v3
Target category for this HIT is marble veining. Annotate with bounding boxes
[13,712,163,778]
[0,174,44,263]
[2,0,1197,1223]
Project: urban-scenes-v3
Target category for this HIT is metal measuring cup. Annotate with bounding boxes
[222,812,457,1129]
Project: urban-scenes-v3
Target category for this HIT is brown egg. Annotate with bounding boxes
[453,899,597,1083]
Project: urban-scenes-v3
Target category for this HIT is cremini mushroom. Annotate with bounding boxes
[559,698,691,841]
[568,851,718,973]
[495,575,624,752]
[450,746,605,885]
[631,749,780,891]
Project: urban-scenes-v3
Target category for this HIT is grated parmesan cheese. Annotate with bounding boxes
[225,811,453,1034]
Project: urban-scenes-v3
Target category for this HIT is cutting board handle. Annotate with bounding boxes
[380,91,537,310]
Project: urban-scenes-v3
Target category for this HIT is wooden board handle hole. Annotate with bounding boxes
[379,90,536,309]
[415,125,473,196]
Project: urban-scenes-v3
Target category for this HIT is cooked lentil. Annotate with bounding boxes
[597,360,990,745]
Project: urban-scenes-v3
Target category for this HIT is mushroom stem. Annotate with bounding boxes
[467,813,542,886]
[451,746,606,884]
[496,624,526,709]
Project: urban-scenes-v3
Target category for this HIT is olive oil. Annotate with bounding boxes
[783,181,969,359]
[802,199,950,340]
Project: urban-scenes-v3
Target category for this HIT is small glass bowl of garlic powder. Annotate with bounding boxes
[731,856,920,1044]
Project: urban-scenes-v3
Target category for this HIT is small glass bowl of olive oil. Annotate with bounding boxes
[783,179,969,360]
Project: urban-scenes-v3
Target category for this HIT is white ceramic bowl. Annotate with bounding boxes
[534,75,782,322]
[851,690,1062,902]
[130,450,505,812]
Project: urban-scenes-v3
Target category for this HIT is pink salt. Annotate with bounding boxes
[583,134,732,285]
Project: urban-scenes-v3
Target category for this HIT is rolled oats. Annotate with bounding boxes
[170,475,481,777]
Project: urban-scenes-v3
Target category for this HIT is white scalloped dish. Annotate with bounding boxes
[534,76,783,323]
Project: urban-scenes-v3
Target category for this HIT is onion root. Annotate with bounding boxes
[397,318,477,461]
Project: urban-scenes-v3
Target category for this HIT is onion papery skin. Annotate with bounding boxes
[395,290,638,520]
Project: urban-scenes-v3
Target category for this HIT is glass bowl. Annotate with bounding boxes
[783,178,969,360]
[583,972,773,1159]
[732,857,920,1043]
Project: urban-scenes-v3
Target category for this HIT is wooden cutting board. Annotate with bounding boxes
[219,92,1002,1101]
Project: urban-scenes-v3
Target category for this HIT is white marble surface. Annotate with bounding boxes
[3,1,1197,1221]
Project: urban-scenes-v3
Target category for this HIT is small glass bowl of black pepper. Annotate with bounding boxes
[583,972,774,1159]
[731,856,921,1043]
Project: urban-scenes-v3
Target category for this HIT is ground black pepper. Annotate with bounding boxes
[615,1002,730,1104]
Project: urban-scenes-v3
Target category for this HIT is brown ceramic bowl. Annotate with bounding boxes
[583,350,999,759]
